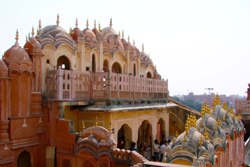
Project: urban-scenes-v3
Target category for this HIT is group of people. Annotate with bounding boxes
[128,135,171,162]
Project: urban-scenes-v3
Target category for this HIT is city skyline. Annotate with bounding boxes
[0,0,249,96]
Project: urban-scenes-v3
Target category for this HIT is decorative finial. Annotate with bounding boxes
[75,18,78,27]
[199,135,203,146]
[86,19,89,28]
[133,40,135,46]
[109,17,112,27]
[229,107,234,115]
[82,120,85,130]
[31,26,35,37]
[223,102,228,111]
[56,14,60,26]
[98,22,101,31]
[122,30,124,38]
[142,43,144,52]
[94,19,96,28]
[26,35,28,42]
[15,29,19,45]
[38,19,42,30]
[185,114,191,135]
[37,28,39,35]
[212,94,221,108]
[128,36,130,43]
[69,27,72,33]
[201,104,206,118]
[204,129,209,141]
[216,119,222,129]
[118,31,120,37]
[28,32,30,39]
[95,116,98,126]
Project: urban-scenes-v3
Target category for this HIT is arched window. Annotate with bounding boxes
[133,63,136,76]
[103,60,109,72]
[112,62,122,74]
[57,55,70,70]
[147,72,152,78]
[92,54,96,72]
[17,150,31,167]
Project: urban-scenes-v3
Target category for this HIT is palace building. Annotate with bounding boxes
[0,15,244,167]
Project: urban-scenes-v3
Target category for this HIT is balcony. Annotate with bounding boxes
[45,69,168,103]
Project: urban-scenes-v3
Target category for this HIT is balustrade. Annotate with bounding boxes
[45,69,168,102]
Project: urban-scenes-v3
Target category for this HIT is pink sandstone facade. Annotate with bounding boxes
[0,16,245,167]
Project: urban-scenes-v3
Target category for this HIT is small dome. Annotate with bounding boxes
[3,44,32,68]
[101,27,117,39]
[38,25,68,39]
[24,37,42,55]
[0,59,8,77]
[92,27,101,36]
[83,29,96,41]
[70,27,84,41]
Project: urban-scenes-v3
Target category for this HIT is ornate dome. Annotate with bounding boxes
[70,27,84,41]
[83,29,96,41]
[37,25,76,49]
[37,25,67,39]
[24,35,42,55]
[0,59,8,77]
[3,32,32,72]
[164,127,214,166]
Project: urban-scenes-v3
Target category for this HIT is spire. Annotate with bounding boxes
[26,35,28,42]
[31,26,35,37]
[109,17,112,27]
[37,28,39,35]
[86,19,89,28]
[128,36,130,43]
[142,43,144,52]
[75,18,78,27]
[94,19,96,28]
[223,102,228,111]
[38,19,42,30]
[28,32,30,39]
[122,30,124,39]
[56,14,60,26]
[15,29,19,45]
[212,94,221,108]
[204,129,209,141]
[98,22,101,31]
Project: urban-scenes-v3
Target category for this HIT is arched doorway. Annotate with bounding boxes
[147,72,152,78]
[133,63,136,76]
[92,54,96,72]
[117,124,132,150]
[103,59,109,72]
[157,118,165,142]
[137,120,152,156]
[112,62,122,74]
[17,150,31,167]
[57,55,70,70]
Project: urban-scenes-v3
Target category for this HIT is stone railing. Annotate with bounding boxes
[45,69,168,102]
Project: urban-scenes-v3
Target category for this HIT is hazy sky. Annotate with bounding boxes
[0,0,250,96]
